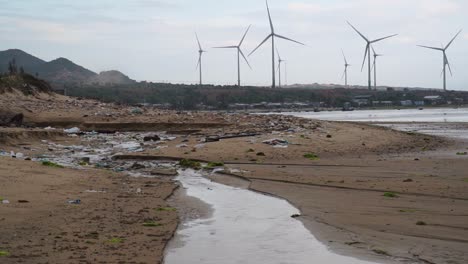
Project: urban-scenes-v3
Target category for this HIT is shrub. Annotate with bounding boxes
[304,153,319,160]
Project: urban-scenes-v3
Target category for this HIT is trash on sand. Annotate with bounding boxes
[68,199,81,205]
[262,138,289,147]
[64,127,81,134]
[131,108,143,115]
[176,144,189,148]
[2,200,10,204]
[44,126,56,130]
[143,135,161,142]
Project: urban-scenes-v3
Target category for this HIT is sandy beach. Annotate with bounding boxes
[1,92,468,263]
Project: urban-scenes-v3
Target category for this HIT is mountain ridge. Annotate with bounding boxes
[0,49,135,87]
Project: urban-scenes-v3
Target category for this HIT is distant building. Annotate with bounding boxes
[400,100,413,106]
[414,101,425,106]
[424,95,444,105]
[353,95,372,106]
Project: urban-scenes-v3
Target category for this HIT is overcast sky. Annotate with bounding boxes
[1,0,467,90]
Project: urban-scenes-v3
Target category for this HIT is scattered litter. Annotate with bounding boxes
[136,188,142,194]
[262,138,289,147]
[44,126,56,130]
[194,144,206,149]
[131,108,143,115]
[68,199,81,205]
[2,200,10,204]
[143,135,161,142]
[64,127,81,134]
[176,144,189,148]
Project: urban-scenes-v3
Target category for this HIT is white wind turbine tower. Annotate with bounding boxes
[195,33,207,86]
[371,47,383,90]
[276,48,285,88]
[341,49,351,87]
[347,21,397,91]
[213,25,252,87]
[418,29,462,92]
[249,0,304,88]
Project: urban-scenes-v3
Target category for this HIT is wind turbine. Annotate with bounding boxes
[249,0,304,88]
[195,32,207,86]
[213,25,252,87]
[341,49,351,87]
[371,47,383,90]
[347,21,397,91]
[276,48,285,88]
[418,29,462,92]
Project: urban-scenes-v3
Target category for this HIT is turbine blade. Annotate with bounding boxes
[445,53,453,76]
[347,21,369,42]
[239,49,252,69]
[361,44,369,72]
[341,49,347,64]
[248,34,272,56]
[266,0,274,33]
[445,29,462,50]
[213,46,238,49]
[372,46,376,56]
[195,32,202,50]
[239,25,252,47]
[276,47,281,60]
[417,45,444,51]
[371,34,398,43]
[274,34,305,45]
[196,56,200,70]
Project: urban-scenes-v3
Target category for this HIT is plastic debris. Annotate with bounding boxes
[262,138,289,147]
[64,127,81,134]
[68,199,81,205]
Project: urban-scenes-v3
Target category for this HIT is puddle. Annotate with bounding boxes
[164,170,379,264]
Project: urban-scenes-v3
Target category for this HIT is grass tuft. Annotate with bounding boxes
[179,159,202,170]
[107,238,124,244]
[41,161,64,168]
[156,207,177,212]
[383,192,399,198]
[204,162,224,169]
[0,250,10,257]
[304,153,319,160]
[143,221,163,227]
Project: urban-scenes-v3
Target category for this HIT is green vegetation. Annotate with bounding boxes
[41,161,64,168]
[143,221,162,227]
[179,159,202,170]
[456,152,468,156]
[463,178,468,182]
[0,250,10,257]
[416,221,427,226]
[304,153,319,160]
[204,162,225,169]
[107,238,124,244]
[383,192,399,198]
[61,81,468,110]
[156,207,177,212]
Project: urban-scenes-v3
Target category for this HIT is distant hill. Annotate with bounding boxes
[88,70,136,85]
[0,49,45,74]
[0,49,136,87]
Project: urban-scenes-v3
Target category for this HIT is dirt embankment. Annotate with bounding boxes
[0,157,178,264]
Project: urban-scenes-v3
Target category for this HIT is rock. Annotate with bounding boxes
[0,110,23,127]
[131,162,146,170]
[143,135,161,142]
[150,167,178,177]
